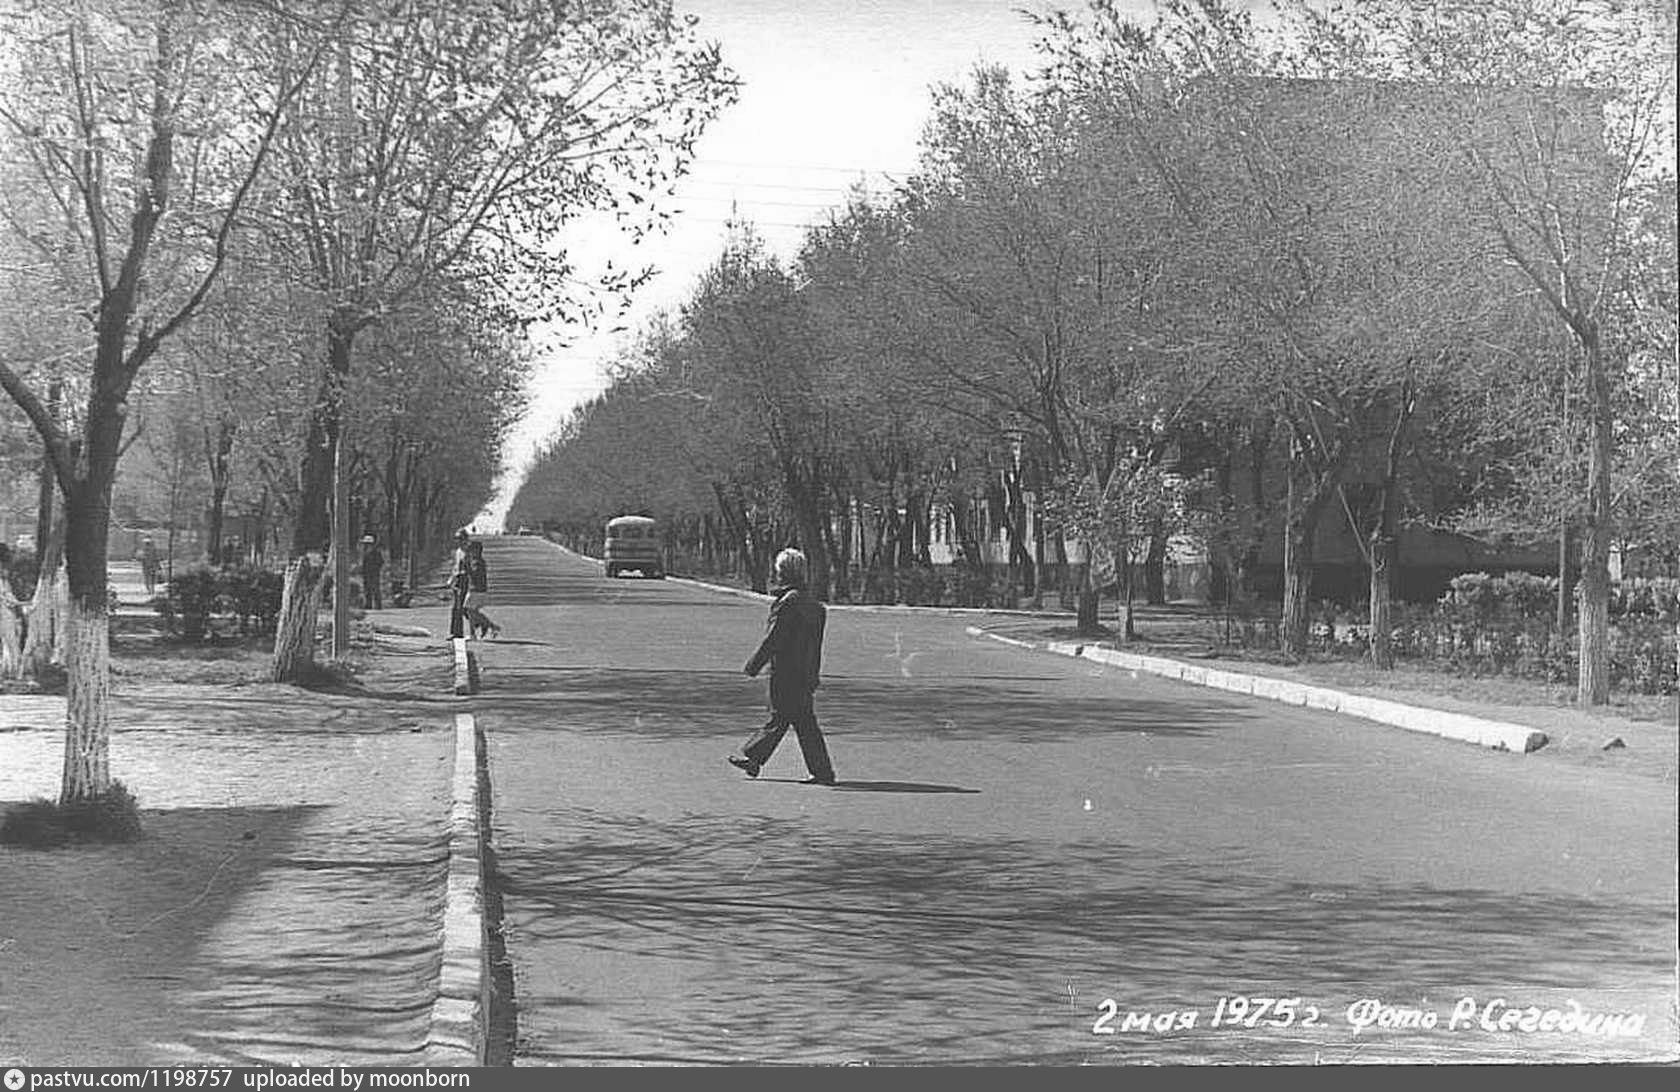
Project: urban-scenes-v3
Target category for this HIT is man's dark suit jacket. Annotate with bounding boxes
[745,585,827,715]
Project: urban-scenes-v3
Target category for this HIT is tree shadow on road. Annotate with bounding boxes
[494,809,1680,1065]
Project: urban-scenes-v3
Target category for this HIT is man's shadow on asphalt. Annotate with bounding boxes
[755,777,979,794]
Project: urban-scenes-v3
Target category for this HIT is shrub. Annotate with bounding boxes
[158,566,222,639]
[897,564,945,607]
[1614,618,1679,695]
[155,563,285,639]
[0,779,143,847]
[221,565,284,636]
[1318,572,1675,694]
[945,565,996,608]
[1442,571,1558,621]
[1611,577,1680,622]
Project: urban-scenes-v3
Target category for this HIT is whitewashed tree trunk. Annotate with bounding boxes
[59,599,111,803]
[50,574,69,665]
[271,554,325,682]
[21,564,64,676]
[0,581,23,678]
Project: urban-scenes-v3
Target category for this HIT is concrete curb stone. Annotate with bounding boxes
[425,712,491,1066]
[452,637,478,696]
[974,626,1550,755]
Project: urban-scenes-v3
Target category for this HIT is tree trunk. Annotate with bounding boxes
[789,486,830,600]
[912,495,934,567]
[1369,388,1413,670]
[1053,532,1071,609]
[1281,476,1331,659]
[21,506,67,677]
[876,504,898,579]
[35,380,62,557]
[1243,421,1271,605]
[1,570,24,679]
[1144,524,1168,606]
[1004,466,1033,601]
[331,421,350,658]
[60,598,111,804]
[1369,532,1397,670]
[1075,542,1102,636]
[713,482,768,593]
[275,316,355,681]
[408,472,424,596]
[271,554,325,682]
[1031,484,1046,609]
[824,497,848,601]
[1281,523,1313,658]
[1117,539,1138,642]
[1578,340,1613,705]
[1555,521,1573,639]
[60,415,120,803]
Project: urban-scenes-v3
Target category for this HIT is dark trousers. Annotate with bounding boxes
[363,572,383,611]
[742,694,834,781]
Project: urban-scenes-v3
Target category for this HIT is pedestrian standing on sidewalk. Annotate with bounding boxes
[728,547,837,785]
[136,537,161,597]
[359,534,385,611]
[447,529,471,639]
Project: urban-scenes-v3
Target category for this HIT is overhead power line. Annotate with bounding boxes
[692,157,912,176]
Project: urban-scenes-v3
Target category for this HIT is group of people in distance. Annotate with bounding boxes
[358,526,499,640]
[449,528,500,639]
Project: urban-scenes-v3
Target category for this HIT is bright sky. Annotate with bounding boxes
[482,0,1074,526]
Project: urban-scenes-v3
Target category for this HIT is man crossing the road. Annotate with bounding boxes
[729,547,837,786]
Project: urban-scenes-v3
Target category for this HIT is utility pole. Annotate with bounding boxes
[329,17,354,661]
[333,421,350,659]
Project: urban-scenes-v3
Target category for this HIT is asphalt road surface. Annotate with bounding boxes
[464,535,1678,1066]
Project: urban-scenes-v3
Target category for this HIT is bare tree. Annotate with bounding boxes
[0,1,316,806]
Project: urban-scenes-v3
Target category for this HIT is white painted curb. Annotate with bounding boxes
[452,636,477,696]
[968,626,1549,755]
[426,712,490,1065]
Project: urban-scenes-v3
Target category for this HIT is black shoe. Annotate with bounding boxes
[803,775,837,786]
[728,755,761,778]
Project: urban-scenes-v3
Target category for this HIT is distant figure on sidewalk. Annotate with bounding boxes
[462,539,500,639]
[359,534,385,610]
[447,529,471,639]
[728,547,836,785]
[135,537,161,597]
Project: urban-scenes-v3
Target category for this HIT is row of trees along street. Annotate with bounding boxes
[509,0,1678,705]
[0,0,737,810]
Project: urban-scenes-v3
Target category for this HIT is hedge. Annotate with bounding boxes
[1299,572,1678,695]
[156,565,285,639]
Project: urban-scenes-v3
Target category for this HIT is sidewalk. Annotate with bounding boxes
[0,623,465,1067]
